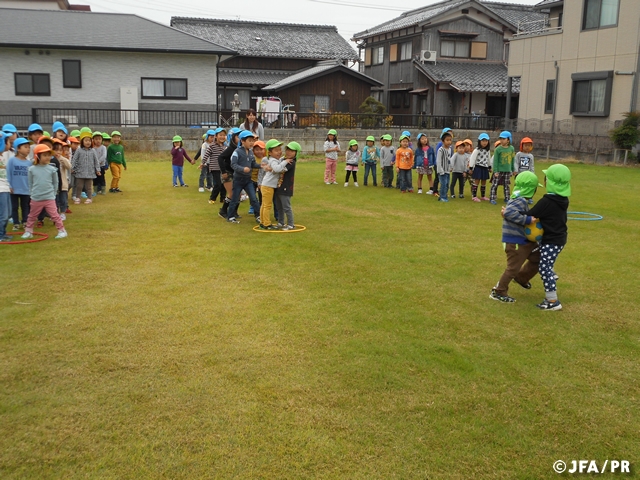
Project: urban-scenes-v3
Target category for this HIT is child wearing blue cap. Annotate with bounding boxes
[0,132,11,241]
[469,133,492,202]
[431,128,454,197]
[217,128,241,219]
[226,130,261,224]
[490,131,515,204]
[6,138,33,230]
[205,128,227,204]
[198,130,216,192]
[52,121,68,142]
[27,124,43,161]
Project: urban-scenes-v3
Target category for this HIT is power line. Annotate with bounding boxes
[308,0,408,11]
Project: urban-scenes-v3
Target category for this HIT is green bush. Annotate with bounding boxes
[610,112,640,155]
[360,96,386,128]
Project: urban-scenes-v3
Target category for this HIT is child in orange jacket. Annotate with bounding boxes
[395,135,414,193]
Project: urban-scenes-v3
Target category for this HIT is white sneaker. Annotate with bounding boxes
[354,182,359,187]
[60,213,66,221]
[325,182,330,185]
[344,182,349,187]
[332,181,338,185]
[21,232,34,239]
[418,189,423,194]
[426,190,433,195]
[55,230,68,239]
[72,196,77,201]
[198,187,205,192]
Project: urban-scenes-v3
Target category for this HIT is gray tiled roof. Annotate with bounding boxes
[171,18,359,61]
[353,0,547,39]
[535,0,564,6]
[414,61,520,93]
[218,68,292,86]
[483,2,549,32]
[263,61,382,91]
[0,8,233,54]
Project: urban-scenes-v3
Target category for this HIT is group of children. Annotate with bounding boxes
[0,121,126,241]
[324,128,535,205]
[183,127,299,230]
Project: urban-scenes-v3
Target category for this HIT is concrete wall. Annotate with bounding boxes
[0,48,218,115]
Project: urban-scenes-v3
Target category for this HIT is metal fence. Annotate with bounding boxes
[0,115,32,130]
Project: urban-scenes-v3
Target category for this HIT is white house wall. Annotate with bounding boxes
[0,48,218,115]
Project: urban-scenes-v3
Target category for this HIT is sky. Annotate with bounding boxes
[83,0,543,46]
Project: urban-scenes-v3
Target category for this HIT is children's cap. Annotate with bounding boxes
[2,124,17,134]
[253,140,266,150]
[401,130,411,137]
[28,123,43,133]
[229,127,241,136]
[68,136,80,144]
[52,121,68,135]
[455,141,465,148]
[543,164,571,197]
[214,127,227,135]
[399,135,410,142]
[206,129,217,137]
[238,130,256,140]
[38,136,53,144]
[520,137,533,151]
[366,136,375,142]
[70,130,81,137]
[381,134,393,141]
[494,140,501,147]
[511,171,543,199]
[440,127,453,139]
[52,138,66,146]
[478,133,490,141]
[111,131,121,137]
[265,139,283,150]
[416,133,426,142]
[349,139,358,147]
[499,131,512,140]
[79,131,93,141]
[463,139,473,146]
[80,127,92,134]
[33,144,53,156]
[42,132,51,138]
[92,131,102,137]
[13,138,29,149]
[286,141,302,153]
[202,133,207,140]
[101,133,111,140]
[172,135,183,142]
[327,129,337,136]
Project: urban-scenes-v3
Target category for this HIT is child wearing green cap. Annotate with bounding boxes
[344,140,360,187]
[259,139,292,229]
[275,142,299,230]
[323,130,340,185]
[107,132,126,193]
[170,135,194,187]
[361,136,379,186]
[490,171,542,303]
[379,135,395,188]
[526,164,571,311]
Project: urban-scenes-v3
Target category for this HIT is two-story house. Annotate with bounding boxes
[352,0,546,123]
[508,0,639,136]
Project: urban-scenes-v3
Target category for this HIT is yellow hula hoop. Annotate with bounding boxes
[252,225,307,233]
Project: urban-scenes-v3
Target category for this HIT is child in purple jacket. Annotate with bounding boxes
[171,135,194,187]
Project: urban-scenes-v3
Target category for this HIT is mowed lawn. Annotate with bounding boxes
[1,154,639,479]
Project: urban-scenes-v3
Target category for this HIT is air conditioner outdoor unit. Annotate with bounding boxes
[421,50,437,62]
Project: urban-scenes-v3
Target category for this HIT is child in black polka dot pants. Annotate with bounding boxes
[526,164,571,311]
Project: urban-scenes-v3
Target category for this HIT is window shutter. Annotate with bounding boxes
[470,42,487,59]
[364,48,372,66]
[390,44,398,62]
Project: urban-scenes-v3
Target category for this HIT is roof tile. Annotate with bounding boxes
[414,60,520,93]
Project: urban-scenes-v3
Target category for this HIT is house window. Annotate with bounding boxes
[570,71,613,116]
[141,78,188,99]
[583,0,619,30]
[14,73,50,96]
[400,42,412,60]
[62,60,81,88]
[441,40,470,58]
[470,42,487,59]
[372,46,384,65]
[390,91,410,109]
[300,94,330,113]
[545,79,555,114]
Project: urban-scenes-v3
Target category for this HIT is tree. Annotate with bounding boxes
[610,112,640,152]
[359,96,386,128]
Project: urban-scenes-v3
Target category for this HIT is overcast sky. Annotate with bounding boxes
[84,0,543,45]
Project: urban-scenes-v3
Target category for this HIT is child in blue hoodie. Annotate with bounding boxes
[414,133,435,194]
[490,171,542,303]
[6,138,33,230]
[361,136,379,187]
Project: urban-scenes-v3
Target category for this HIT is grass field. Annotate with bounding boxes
[1,155,639,479]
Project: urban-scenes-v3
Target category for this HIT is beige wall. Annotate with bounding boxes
[0,0,67,9]
[509,0,640,131]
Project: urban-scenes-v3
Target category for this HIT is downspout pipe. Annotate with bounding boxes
[551,60,559,133]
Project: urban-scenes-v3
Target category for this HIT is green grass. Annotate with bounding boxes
[1,156,639,479]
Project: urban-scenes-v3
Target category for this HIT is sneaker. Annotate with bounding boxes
[65,209,72,213]
[12,224,20,231]
[354,182,359,187]
[21,232,34,239]
[473,197,481,203]
[72,196,78,202]
[490,290,516,303]
[481,197,490,201]
[490,200,497,205]
[92,192,97,197]
[99,191,106,195]
[344,182,349,187]
[248,207,254,215]
[199,187,205,192]
[81,192,87,199]
[438,198,449,202]
[85,199,92,204]
[276,223,284,229]
[332,181,338,185]
[208,200,216,205]
[282,225,294,230]
[182,184,188,187]
[74,199,80,204]
[459,194,464,199]
[450,194,456,199]
[55,230,68,239]
[325,182,331,185]
[408,189,413,193]
[536,299,562,311]
[426,190,433,195]
[227,217,240,224]
[174,184,179,188]
[114,188,122,193]
[60,213,66,221]
[0,236,13,242]
[259,224,278,230]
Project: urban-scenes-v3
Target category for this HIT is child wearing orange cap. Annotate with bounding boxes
[515,137,535,204]
[449,141,467,198]
[21,145,67,239]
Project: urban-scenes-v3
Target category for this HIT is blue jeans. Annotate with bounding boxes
[0,192,11,236]
[439,174,450,200]
[398,169,413,191]
[228,176,260,220]
[364,163,377,185]
[172,165,184,186]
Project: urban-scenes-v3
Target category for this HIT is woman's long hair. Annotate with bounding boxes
[243,109,259,134]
